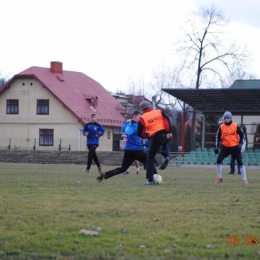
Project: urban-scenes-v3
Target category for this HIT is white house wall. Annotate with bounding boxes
[0,78,113,151]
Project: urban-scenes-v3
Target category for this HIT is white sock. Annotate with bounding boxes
[216,164,222,178]
[136,167,140,171]
[239,165,247,181]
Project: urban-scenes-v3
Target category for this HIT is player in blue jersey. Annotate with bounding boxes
[121,119,140,175]
[96,110,158,182]
[82,113,105,174]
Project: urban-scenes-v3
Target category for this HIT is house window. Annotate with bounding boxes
[37,99,49,115]
[108,131,111,139]
[39,129,53,146]
[7,99,19,114]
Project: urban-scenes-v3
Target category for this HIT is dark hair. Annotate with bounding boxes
[131,110,142,118]
[90,113,96,117]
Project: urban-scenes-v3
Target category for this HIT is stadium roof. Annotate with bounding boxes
[162,80,260,115]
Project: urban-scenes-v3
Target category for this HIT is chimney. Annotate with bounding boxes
[50,61,63,73]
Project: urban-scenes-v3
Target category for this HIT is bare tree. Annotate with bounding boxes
[126,73,147,97]
[149,63,184,109]
[125,61,186,110]
[176,4,251,150]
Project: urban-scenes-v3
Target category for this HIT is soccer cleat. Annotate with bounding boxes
[82,169,89,173]
[122,170,130,175]
[145,181,154,185]
[136,170,140,175]
[98,164,102,173]
[159,157,169,170]
[238,171,241,175]
[243,179,248,184]
[228,172,234,174]
[215,177,223,183]
[96,172,105,182]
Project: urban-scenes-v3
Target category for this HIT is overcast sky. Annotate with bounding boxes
[1,0,260,93]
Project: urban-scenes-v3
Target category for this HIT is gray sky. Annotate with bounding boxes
[1,0,259,92]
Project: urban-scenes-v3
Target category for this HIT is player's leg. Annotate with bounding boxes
[146,135,163,183]
[91,145,102,173]
[97,151,134,182]
[215,147,230,182]
[237,161,241,174]
[134,160,140,175]
[229,155,235,174]
[87,145,97,170]
[82,144,92,173]
[159,138,170,170]
[232,147,248,184]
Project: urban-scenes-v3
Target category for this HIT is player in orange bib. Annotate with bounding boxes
[214,111,248,184]
[138,101,172,185]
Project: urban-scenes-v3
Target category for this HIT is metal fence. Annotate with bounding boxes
[0,138,76,151]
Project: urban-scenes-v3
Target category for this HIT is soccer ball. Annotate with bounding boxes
[153,174,162,184]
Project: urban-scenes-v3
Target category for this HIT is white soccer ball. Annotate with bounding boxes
[153,174,162,184]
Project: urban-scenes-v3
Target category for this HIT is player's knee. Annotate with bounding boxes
[216,159,222,164]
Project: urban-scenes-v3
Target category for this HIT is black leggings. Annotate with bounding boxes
[87,144,100,169]
[217,145,243,166]
[105,150,157,179]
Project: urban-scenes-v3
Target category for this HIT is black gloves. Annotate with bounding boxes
[214,147,219,154]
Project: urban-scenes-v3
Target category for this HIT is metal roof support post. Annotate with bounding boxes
[202,113,205,149]
[181,103,186,157]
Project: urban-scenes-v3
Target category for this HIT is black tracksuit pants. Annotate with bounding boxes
[104,149,157,179]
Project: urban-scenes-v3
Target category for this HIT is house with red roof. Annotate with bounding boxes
[0,61,126,151]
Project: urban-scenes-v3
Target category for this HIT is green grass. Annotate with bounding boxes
[0,163,260,260]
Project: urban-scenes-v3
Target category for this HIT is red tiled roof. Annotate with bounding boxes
[0,65,126,127]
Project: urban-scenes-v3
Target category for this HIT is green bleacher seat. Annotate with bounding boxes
[208,149,214,153]
[196,156,202,162]
[209,157,216,164]
[222,157,230,165]
[177,157,183,164]
[242,157,249,165]
[183,157,190,164]
[249,158,256,165]
[190,158,197,164]
[247,148,254,153]
[248,154,255,158]
[184,154,190,159]
[202,158,209,164]
[255,154,260,160]
[254,149,260,154]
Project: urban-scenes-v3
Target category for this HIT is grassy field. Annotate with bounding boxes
[0,163,259,260]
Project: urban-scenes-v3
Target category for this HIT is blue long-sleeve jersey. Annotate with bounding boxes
[82,122,105,145]
[122,120,143,150]
[144,138,151,152]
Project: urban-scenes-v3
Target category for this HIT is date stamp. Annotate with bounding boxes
[227,236,258,246]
